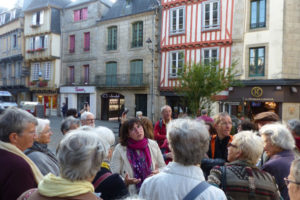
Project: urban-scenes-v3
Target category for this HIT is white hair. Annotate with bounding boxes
[161,105,171,113]
[233,131,263,165]
[259,123,295,150]
[57,129,107,181]
[36,118,50,135]
[291,158,300,183]
[167,118,210,165]
[81,111,94,121]
[94,126,115,149]
[136,111,143,118]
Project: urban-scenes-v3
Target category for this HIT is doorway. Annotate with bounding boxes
[101,93,124,121]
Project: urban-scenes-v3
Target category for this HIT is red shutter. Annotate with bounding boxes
[82,8,88,20]
[69,35,75,53]
[74,10,80,21]
[84,32,90,51]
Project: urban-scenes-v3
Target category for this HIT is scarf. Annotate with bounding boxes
[28,142,59,166]
[126,138,152,189]
[38,173,94,197]
[0,141,43,184]
[295,137,300,151]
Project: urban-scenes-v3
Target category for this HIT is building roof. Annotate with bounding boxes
[0,8,23,26]
[100,0,159,21]
[65,0,113,9]
[24,0,71,12]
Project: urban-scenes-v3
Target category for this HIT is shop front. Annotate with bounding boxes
[31,88,59,116]
[225,80,300,121]
[60,86,97,116]
[101,93,124,121]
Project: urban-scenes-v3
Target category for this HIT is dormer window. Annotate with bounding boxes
[0,14,5,25]
[10,10,16,21]
[32,10,44,27]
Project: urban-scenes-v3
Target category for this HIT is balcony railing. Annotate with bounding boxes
[131,40,143,48]
[95,73,149,87]
[107,44,117,51]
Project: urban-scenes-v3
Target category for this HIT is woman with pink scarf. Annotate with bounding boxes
[111,118,165,194]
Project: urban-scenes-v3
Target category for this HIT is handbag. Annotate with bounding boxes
[183,181,211,200]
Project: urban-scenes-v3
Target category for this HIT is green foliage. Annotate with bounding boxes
[176,61,240,116]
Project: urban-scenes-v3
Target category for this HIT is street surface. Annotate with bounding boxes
[48,117,119,153]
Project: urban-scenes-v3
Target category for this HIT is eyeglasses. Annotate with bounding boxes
[86,119,95,122]
[284,177,300,186]
[227,142,238,148]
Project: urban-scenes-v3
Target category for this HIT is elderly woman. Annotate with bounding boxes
[18,129,107,200]
[260,123,295,200]
[111,118,165,194]
[60,116,80,135]
[25,118,60,176]
[208,131,281,199]
[139,119,226,200]
[286,158,300,200]
[93,126,129,200]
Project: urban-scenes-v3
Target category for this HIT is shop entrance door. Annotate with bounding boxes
[135,94,147,117]
[77,94,90,112]
[101,93,124,121]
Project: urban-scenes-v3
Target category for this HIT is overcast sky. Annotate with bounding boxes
[0,0,116,9]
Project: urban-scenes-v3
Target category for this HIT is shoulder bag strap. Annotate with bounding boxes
[183,181,211,200]
[220,166,227,192]
[93,172,112,189]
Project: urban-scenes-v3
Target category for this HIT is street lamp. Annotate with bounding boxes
[146,37,155,122]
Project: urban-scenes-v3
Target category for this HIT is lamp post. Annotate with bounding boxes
[146,37,155,122]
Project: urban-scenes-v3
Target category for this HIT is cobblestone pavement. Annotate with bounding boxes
[48,116,119,153]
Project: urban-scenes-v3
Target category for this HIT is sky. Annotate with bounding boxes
[0,0,116,9]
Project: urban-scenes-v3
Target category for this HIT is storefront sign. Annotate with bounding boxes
[60,86,95,94]
[102,93,121,99]
[75,87,85,92]
[245,98,274,101]
[251,87,263,98]
[30,88,58,94]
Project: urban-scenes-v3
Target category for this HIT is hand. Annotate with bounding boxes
[148,164,160,177]
[124,173,141,186]
[165,152,173,159]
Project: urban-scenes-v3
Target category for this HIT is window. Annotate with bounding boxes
[0,14,5,25]
[83,65,89,83]
[170,6,185,34]
[6,63,11,78]
[32,11,44,26]
[10,10,16,21]
[15,62,21,78]
[74,8,88,22]
[84,32,90,51]
[107,26,117,50]
[69,35,75,53]
[130,60,143,85]
[169,51,184,78]
[250,0,266,29]
[106,62,117,85]
[38,35,48,49]
[131,22,143,48]
[12,34,17,48]
[202,48,219,65]
[32,63,41,80]
[30,37,35,50]
[202,0,220,30]
[249,47,265,77]
[43,62,51,80]
[69,66,75,83]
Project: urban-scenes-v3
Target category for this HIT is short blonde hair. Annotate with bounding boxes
[213,112,230,125]
[233,131,263,165]
[259,123,295,150]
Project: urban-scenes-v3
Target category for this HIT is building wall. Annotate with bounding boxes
[24,8,51,36]
[282,103,300,122]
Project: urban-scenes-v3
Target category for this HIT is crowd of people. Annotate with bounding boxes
[0,105,300,200]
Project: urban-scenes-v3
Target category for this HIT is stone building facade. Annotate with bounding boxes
[96,0,161,121]
[60,0,111,117]
[226,0,300,121]
[0,8,30,103]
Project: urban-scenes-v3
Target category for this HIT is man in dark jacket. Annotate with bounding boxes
[0,108,40,200]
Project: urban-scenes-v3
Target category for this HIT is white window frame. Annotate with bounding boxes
[169,6,185,35]
[202,47,219,65]
[169,50,185,78]
[32,63,41,81]
[10,9,16,21]
[0,14,5,25]
[43,62,51,80]
[202,0,220,31]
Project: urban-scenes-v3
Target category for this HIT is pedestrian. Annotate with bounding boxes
[139,118,226,200]
[208,131,281,199]
[259,123,295,200]
[0,107,43,200]
[136,111,143,119]
[18,129,107,200]
[61,103,68,117]
[286,158,300,200]
[66,108,79,118]
[140,116,154,139]
[25,118,60,176]
[196,109,214,123]
[111,118,165,194]
[153,105,172,148]
[286,119,300,153]
[60,116,80,135]
[81,111,95,127]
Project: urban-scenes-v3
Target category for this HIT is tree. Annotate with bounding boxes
[176,61,240,116]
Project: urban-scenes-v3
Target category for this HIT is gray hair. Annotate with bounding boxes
[259,123,295,150]
[291,158,300,183]
[201,109,208,115]
[61,116,80,134]
[287,119,300,137]
[161,105,171,113]
[94,126,115,146]
[233,131,263,165]
[81,111,94,121]
[136,111,143,118]
[36,118,50,135]
[167,118,210,165]
[0,107,37,142]
[57,129,107,181]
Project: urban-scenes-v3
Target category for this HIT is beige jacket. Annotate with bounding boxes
[110,139,165,194]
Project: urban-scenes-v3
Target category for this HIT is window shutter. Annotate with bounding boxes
[74,10,79,21]
[30,38,34,50]
[35,36,40,49]
[44,35,48,48]
[32,13,36,25]
[83,8,88,20]
[40,10,44,25]
[70,35,75,51]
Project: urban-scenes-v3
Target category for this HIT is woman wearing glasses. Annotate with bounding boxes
[208,131,281,199]
[286,158,300,200]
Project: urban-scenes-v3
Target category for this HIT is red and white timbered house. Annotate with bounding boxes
[160,0,234,111]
